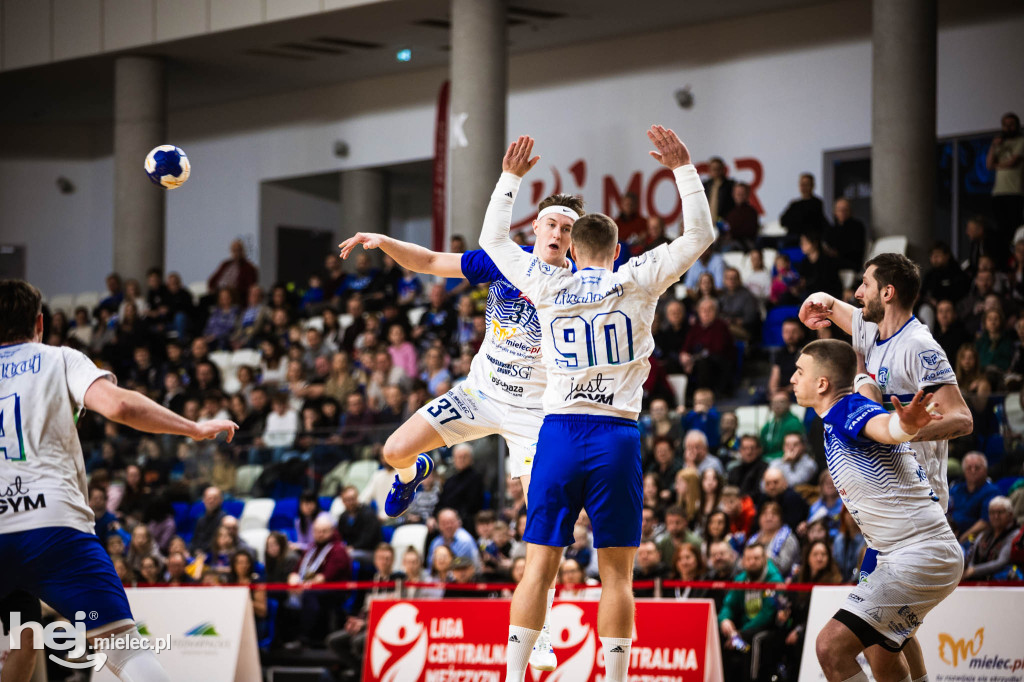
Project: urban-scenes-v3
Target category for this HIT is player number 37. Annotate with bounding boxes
[551,312,635,369]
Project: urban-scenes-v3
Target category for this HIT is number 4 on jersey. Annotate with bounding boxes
[0,394,26,461]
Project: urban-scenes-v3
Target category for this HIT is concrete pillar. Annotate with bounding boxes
[341,168,387,266]
[113,56,166,282]
[449,0,507,249]
[871,0,936,261]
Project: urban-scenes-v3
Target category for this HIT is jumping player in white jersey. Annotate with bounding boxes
[480,127,714,682]
[338,191,581,672]
[799,253,973,682]
[792,339,963,682]
[0,280,238,682]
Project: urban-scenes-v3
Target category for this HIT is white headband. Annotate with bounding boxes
[536,205,580,222]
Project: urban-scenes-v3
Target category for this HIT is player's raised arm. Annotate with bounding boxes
[84,379,237,442]
[477,136,542,292]
[799,291,855,334]
[650,126,716,275]
[860,389,943,445]
[338,233,464,279]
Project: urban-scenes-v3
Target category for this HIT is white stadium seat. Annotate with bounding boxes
[239,497,276,532]
[867,236,908,260]
[734,405,768,439]
[48,294,75,314]
[346,460,379,494]
[241,528,270,563]
[72,291,100,312]
[390,524,429,572]
[187,281,208,299]
[667,375,688,408]
[234,464,264,496]
[208,350,234,376]
[232,348,262,369]
[406,306,427,327]
[722,251,745,271]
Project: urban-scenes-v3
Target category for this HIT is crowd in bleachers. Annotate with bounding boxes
[35,115,1024,681]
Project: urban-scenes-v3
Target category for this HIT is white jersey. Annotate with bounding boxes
[822,393,952,552]
[479,165,714,420]
[0,342,112,536]
[851,310,958,510]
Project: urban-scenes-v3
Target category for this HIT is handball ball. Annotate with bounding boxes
[144,145,190,189]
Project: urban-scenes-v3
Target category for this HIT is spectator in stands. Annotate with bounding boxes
[727,435,769,499]
[777,540,844,679]
[986,112,1024,246]
[807,471,843,538]
[285,515,351,647]
[703,157,736,224]
[208,239,258,306]
[428,508,481,570]
[642,216,672,254]
[950,452,1001,544]
[444,556,489,599]
[137,555,163,586]
[933,299,973,362]
[760,391,805,461]
[257,392,299,463]
[698,468,725,523]
[681,297,735,399]
[415,284,456,349]
[336,485,382,565]
[723,183,759,251]
[231,285,271,349]
[833,505,865,583]
[717,411,740,462]
[633,539,667,598]
[769,252,802,306]
[964,496,1019,580]
[758,468,809,532]
[614,192,647,252]
[961,216,998,279]
[719,543,781,682]
[229,550,268,621]
[164,552,194,586]
[653,300,688,374]
[202,287,239,350]
[126,525,165,576]
[747,501,800,578]
[641,398,682,451]
[647,436,681,495]
[90,485,120,546]
[720,267,761,342]
[922,243,970,309]
[683,429,725,476]
[387,324,419,379]
[206,524,240,580]
[668,542,709,599]
[958,271,998,337]
[744,248,772,302]
[437,444,486,526]
[796,232,842,300]
[702,511,733,560]
[684,250,727,294]
[771,433,818,488]
[294,491,323,552]
[420,346,452,397]
[430,544,455,584]
[977,308,1013,372]
[779,172,828,245]
[824,198,867,270]
[191,486,226,553]
[656,505,701,565]
[721,486,757,545]
[265,531,299,584]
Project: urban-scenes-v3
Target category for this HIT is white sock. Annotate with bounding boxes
[100,631,171,682]
[506,625,541,682]
[841,672,869,682]
[601,636,632,682]
[397,463,417,483]
[542,588,556,632]
[913,676,929,682]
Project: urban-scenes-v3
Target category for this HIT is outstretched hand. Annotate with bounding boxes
[193,420,239,443]
[891,390,942,434]
[799,293,835,329]
[338,233,385,259]
[647,125,691,169]
[502,136,540,177]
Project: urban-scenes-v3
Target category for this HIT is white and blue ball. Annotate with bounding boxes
[144,145,190,189]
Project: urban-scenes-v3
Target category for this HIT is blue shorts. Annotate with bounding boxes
[0,527,134,630]
[859,547,878,582]
[524,414,642,549]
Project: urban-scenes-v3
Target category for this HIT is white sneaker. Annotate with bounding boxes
[529,625,557,672]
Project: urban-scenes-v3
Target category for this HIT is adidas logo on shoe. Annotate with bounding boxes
[509,635,520,643]
[609,645,625,653]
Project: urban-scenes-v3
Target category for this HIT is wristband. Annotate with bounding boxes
[854,373,878,393]
[888,412,918,442]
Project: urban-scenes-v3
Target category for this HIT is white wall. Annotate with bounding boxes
[2,1,1023,295]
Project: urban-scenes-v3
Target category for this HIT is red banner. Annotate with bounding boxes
[363,599,723,682]
[431,80,450,253]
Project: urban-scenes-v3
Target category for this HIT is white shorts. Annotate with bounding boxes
[416,383,544,479]
[839,534,963,651]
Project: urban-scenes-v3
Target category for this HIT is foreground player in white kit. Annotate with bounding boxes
[800,253,973,681]
[792,340,963,682]
[480,128,714,682]
[0,280,237,682]
[338,190,582,672]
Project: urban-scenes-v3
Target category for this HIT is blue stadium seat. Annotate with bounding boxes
[996,476,1021,496]
[319,496,333,513]
[382,525,395,544]
[268,498,298,532]
[762,305,801,348]
[222,499,244,520]
[188,500,206,529]
[172,502,191,534]
[781,246,805,265]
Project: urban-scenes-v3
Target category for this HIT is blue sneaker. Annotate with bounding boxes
[384,454,434,518]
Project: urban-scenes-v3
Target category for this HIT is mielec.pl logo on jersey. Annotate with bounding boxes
[8,611,171,671]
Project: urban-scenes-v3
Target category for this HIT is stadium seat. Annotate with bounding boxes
[722,251,745,271]
[996,477,1022,495]
[761,220,786,237]
[241,528,270,563]
[239,498,276,532]
[72,291,100,312]
[234,464,264,496]
[48,294,74,315]
[790,404,806,422]
[339,313,355,328]
[406,306,427,327]
[232,348,261,369]
[762,305,801,348]
[208,350,234,376]
[382,525,396,544]
[187,281,208,299]
[867,236,908,260]
[735,405,768,438]
[319,496,333,513]
[268,498,299,532]
[346,460,380,493]
[667,374,688,409]
[188,500,207,527]
[839,269,857,291]
[304,316,324,332]
[761,248,777,270]
[389,524,428,571]
[222,498,245,519]
[329,496,345,519]
[172,502,192,535]
[781,247,805,266]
